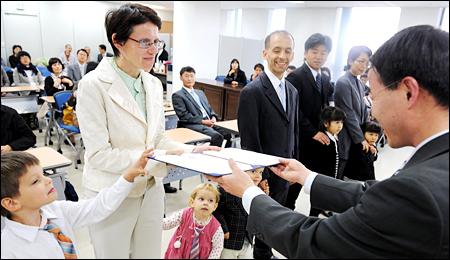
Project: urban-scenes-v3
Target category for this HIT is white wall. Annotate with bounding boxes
[172,1,221,93]
[398,7,442,30]
[241,9,270,40]
[1,1,173,65]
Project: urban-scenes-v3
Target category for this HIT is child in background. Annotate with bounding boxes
[164,183,224,259]
[214,168,264,259]
[345,121,381,181]
[309,106,346,217]
[258,171,270,195]
[1,149,153,259]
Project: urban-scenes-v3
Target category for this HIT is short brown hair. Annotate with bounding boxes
[105,3,162,57]
[1,152,40,217]
[189,183,220,204]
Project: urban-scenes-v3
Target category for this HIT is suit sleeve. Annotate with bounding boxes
[238,71,247,86]
[334,79,364,144]
[246,176,443,258]
[8,109,36,150]
[237,87,263,153]
[213,188,230,234]
[172,92,203,124]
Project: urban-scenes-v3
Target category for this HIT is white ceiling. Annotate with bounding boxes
[127,1,449,11]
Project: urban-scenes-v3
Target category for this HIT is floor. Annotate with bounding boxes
[33,128,414,259]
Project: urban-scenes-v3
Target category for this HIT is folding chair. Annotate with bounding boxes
[53,91,83,169]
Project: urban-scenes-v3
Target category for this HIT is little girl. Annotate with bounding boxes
[164,183,224,259]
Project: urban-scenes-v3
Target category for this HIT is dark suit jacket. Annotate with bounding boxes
[97,52,113,63]
[213,186,252,250]
[309,134,339,179]
[224,70,247,86]
[286,63,331,164]
[172,87,218,126]
[1,105,36,150]
[237,72,299,202]
[247,133,449,258]
[44,76,74,97]
[334,71,369,160]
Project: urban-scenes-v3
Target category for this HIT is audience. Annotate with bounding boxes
[12,51,44,87]
[1,105,37,154]
[97,44,113,62]
[44,57,74,97]
[1,66,10,88]
[58,44,77,69]
[8,45,22,69]
[224,58,247,86]
[67,49,89,87]
[249,63,264,82]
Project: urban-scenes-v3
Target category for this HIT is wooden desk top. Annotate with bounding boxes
[164,128,211,144]
[215,120,238,134]
[196,78,245,91]
[40,96,55,103]
[25,147,72,171]
[1,85,41,93]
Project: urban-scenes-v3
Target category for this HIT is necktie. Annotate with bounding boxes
[279,82,286,112]
[190,225,203,259]
[315,73,322,93]
[44,221,78,259]
[191,91,209,119]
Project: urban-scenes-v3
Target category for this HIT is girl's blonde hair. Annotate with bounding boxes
[189,183,220,204]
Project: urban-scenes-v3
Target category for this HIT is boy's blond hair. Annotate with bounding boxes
[189,183,220,204]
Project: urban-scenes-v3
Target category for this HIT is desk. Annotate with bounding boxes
[163,128,211,189]
[215,120,239,147]
[1,94,39,114]
[1,85,40,93]
[40,96,56,146]
[194,79,245,120]
[26,147,72,200]
[164,128,211,144]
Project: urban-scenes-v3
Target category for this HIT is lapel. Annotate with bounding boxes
[75,65,81,79]
[403,133,449,170]
[346,72,365,119]
[302,63,321,95]
[260,72,288,121]
[97,59,147,125]
[182,88,203,114]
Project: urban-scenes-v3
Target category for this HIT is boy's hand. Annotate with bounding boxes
[123,149,154,182]
[224,232,230,240]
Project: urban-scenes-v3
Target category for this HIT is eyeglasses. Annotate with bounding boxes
[128,37,164,49]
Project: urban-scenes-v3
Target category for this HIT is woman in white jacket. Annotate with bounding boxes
[77,3,217,258]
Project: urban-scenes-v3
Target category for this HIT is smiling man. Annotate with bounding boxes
[237,30,299,259]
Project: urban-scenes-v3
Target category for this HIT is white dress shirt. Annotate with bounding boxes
[1,176,135,259]
[265,68,287,110]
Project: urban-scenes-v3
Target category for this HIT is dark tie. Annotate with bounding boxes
[315,73,322,93]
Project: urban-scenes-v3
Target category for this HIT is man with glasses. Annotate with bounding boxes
[207,25,448,258]
[76,3,218,258]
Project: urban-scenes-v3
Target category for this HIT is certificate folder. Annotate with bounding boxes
[150,148,281,176]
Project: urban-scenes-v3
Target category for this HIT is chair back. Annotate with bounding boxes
[37,66,51,77]
[215,75,225,82]
[53,91,72,111]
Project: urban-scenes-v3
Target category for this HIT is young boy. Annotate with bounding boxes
[213,168,264,259]
[1,149,153,259]
[344,121,382,181]
[309,106,346,217]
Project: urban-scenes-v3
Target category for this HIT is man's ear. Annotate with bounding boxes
[401,76,420,108]
[1,197,21,214]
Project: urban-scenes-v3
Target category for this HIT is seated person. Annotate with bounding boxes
[172,66,231,147]
[67,49,89,87]
[1,105,36,154]
[0,149,153,259]
[44,57,74,97]
[12,51,44,87]
[224,58,247,86]
[250,63,264,82]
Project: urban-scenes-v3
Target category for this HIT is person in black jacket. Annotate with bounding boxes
[1,105,36,154]
[44,57,74,97]
[224,58,247,86]
[8,45,22,69]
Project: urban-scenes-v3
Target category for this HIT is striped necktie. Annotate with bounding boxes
[315,73,322,93]
[190,225,203,259]
[44,221,77,259]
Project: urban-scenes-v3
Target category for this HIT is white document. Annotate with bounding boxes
[150,148,281,176]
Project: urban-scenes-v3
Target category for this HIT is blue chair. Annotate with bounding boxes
[215,75,226,82]
[37,66,51,77]
[53,91,83,169]
[3,66,12,73]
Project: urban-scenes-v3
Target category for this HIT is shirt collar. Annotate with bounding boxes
[182,86,195,94]
[305,61,320,78]
[325,131,338,142]
[402,129,449,167]
[4,208,59,242]
[265,68,285,90]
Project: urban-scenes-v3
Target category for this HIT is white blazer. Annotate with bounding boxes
[77,58,191,197]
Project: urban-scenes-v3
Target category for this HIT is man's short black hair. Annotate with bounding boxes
[99,44,107,51]
[304,33,332,53]
[364,121,382,134]
[76,49,88,56]
[319,106,346,132]
[1,152,40,218]
[254,63,264,71]
[180,66,196,76]
[371,25,449,108]
[105,3,162,57]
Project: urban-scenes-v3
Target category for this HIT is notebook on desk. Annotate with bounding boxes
[150,148,281,176]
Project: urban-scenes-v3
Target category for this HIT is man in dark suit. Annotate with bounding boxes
[97,44,113,62]
[67,49,89,87]
[207,25,449,258]
[237,30,299,259]
[285,33,333,214]
[172,66,231,147]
